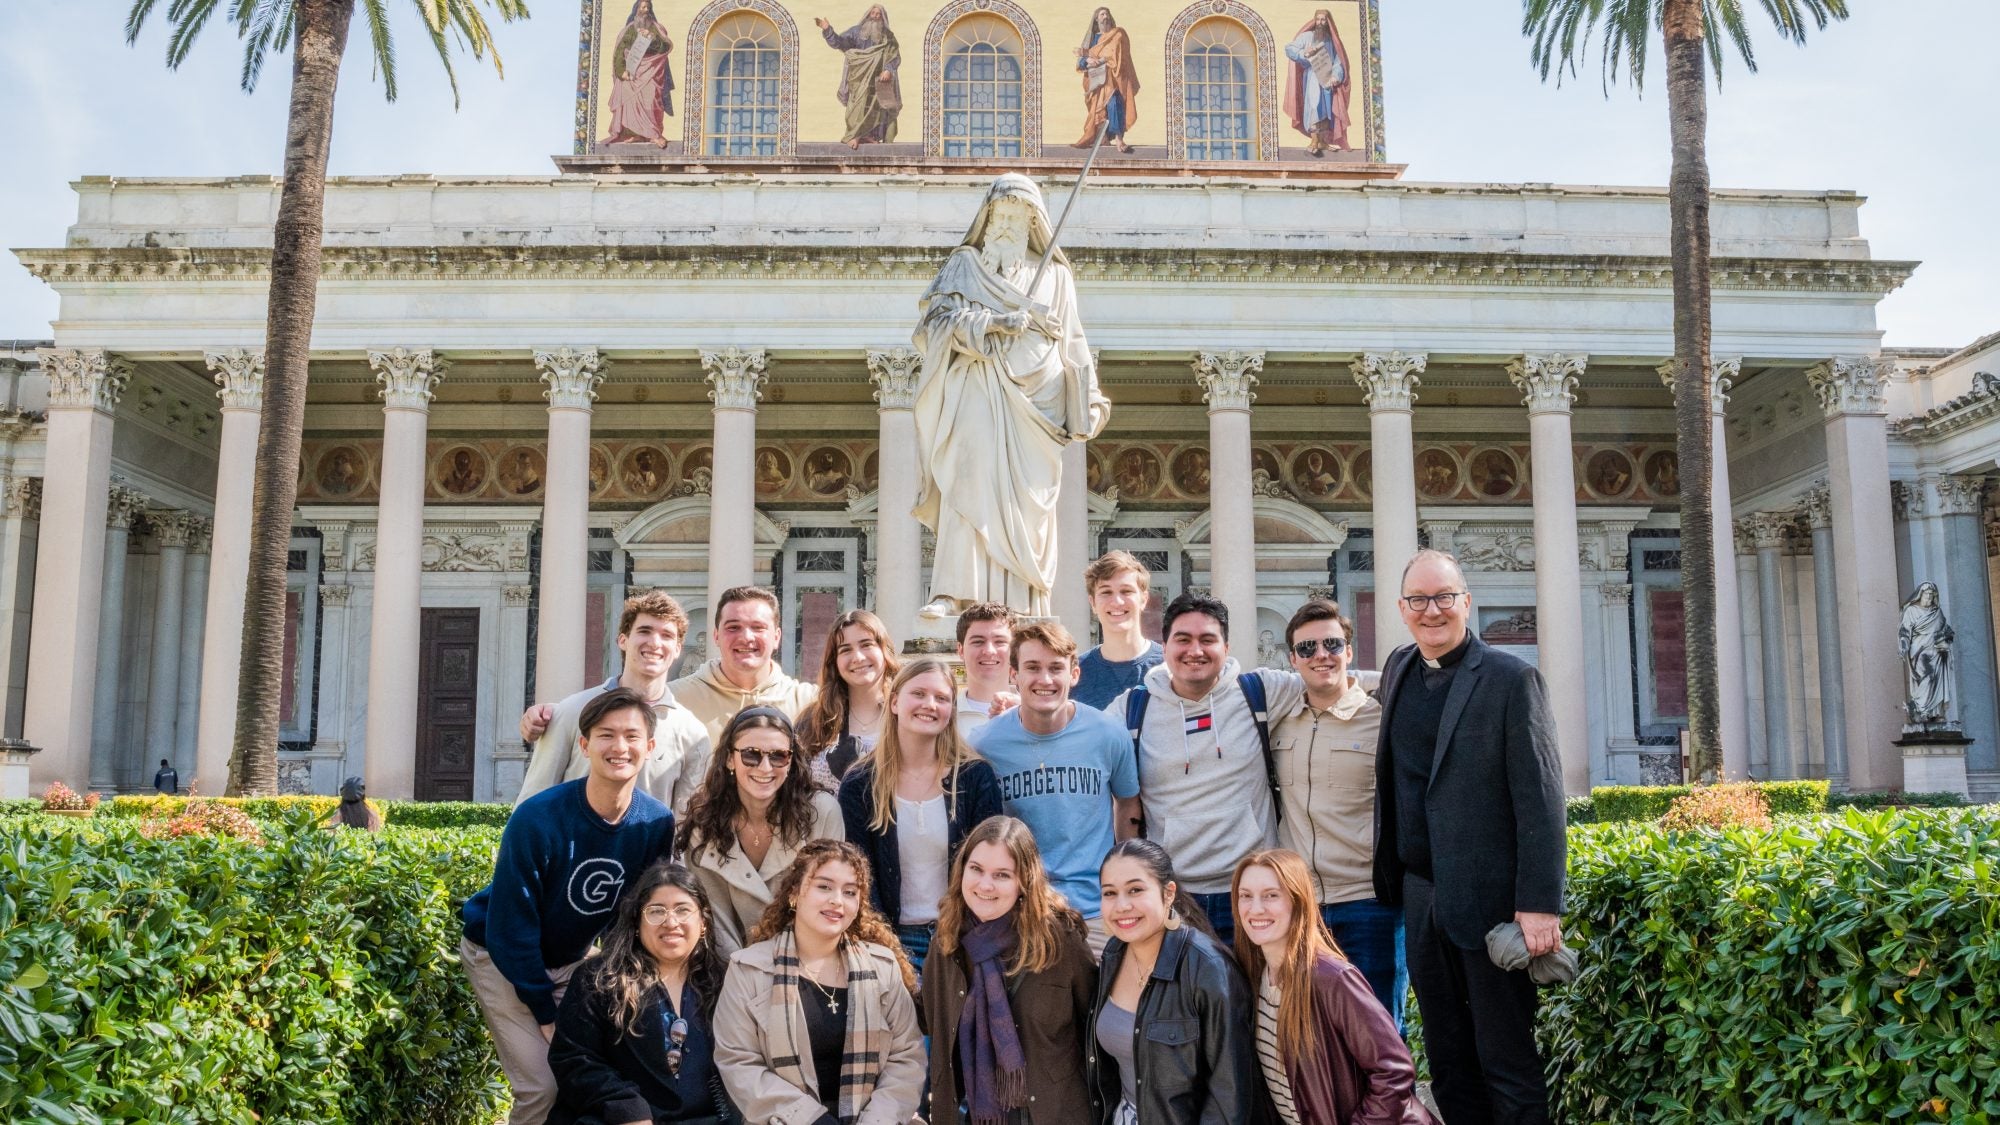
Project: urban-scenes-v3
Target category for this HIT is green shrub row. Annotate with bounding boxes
[1541,808,1999,1122]
[1572,780,1830,823]
[0,817,506,1123]
[1827,790,1969,811]
[96,794,514,829]
[0,799,41,819]
[380,801,514,829]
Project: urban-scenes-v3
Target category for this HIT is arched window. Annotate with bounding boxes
[1182,18,1255,161]
[939,14,1026,158]
[704,12,782,156]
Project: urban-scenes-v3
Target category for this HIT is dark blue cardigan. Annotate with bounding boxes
[836,758,1003,923]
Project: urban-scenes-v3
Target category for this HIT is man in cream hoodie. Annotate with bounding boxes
[518,586,818,802]
[1108,590,1305,945]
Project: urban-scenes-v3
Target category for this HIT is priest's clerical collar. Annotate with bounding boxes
[1421,632,1473,670]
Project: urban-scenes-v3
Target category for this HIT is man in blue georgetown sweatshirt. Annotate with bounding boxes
[460,686,676,1125]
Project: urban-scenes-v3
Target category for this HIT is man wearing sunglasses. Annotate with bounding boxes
[1373,548,1565,1125]
[1269,598,1407,1030]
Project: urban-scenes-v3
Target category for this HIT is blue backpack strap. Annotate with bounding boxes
[1238,672,1283,824]
[1124,686,1151,838]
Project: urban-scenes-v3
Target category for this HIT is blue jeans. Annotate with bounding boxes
[895,922,935,983]
[1322,897,1408,1033]
[1188,891,1236,948]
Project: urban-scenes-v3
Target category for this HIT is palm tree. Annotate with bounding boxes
[125,0,529,794]
[1521,0,1847,780]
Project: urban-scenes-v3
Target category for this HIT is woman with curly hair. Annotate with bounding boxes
[794,610,900,789]
[838,657,1003,977]
[712,839,926,1125]
[549,862,737,1124]
[1233,849,1431,1125]
[681,707,845,956]
[922,816,1099,1125]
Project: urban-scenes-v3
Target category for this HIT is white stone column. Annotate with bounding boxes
[1194,350,1263,641]
[496,582,534,801]
[312,580,353,772]
[143,511,194,778]
[701,347,767,621]
[363,347,445,801]
[26,349,130,789]
[1353,352,1426,659]
[1056,442,1092,638]
[1734,520,1768,774]
[1781,524,1816,775]
[174,520,210,778]
[1802,484,1848,786]
[195,348,264,794]
[1807,357,1903,791]
[1600,582,1638,780]
[0,477,41,738]
[1749,511,1793,779]
[1936,475,2000,785]
[1509,353,1591,796]
[533,347,605,703]
[88,486,145,790]
[868,347,922,644]
[1661,358,1751,777]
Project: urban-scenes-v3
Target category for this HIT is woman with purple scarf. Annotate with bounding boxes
[921,816,1099,1124]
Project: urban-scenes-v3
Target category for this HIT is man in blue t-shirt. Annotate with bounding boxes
[1073,550,1164,710]
[972,620,1140,956]
[461,687,676,1125]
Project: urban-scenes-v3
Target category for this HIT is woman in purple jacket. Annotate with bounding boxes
[1233,849,1434,1125]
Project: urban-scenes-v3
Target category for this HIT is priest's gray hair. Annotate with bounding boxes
[1400,548,1467,593]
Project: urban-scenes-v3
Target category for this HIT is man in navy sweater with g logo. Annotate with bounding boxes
[462,687,677,1125]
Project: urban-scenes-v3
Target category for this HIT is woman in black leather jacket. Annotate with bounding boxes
[1088,838,1262,1124]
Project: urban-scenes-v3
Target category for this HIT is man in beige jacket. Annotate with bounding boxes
[520,585,818,773]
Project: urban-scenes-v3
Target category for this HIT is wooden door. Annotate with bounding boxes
[415,608,480,801]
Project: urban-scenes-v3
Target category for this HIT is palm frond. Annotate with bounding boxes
[125,0,168,45]
[1524,0,1658,94]
[236,0,292,92]
[361,0,400,102]
[420,3,465,108]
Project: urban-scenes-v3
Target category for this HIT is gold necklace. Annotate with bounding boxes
[801,960,842,1014]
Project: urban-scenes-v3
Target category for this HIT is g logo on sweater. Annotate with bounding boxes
[567,858,626,915]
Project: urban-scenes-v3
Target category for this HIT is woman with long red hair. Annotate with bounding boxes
[1233,849,1432,1124]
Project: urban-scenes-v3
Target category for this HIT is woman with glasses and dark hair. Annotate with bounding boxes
[681,707,845,956]
[549,862,738,1124]
[713,839,926,1125]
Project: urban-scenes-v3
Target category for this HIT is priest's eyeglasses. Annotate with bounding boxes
[1291,638,1348,659]
[643,904,700,928]
[1401,592,1467,612]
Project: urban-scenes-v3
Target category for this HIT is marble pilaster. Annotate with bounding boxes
[702,347,767,621]
[27,349,129,788]
[142,511,195,779]
[363,347,445,800]
[89,486,146,790]
[0,477,40,738]
[311,579,354,782]
[1734,519,1769,775]
[1509,352,1590,795]
[496,582,533,801]
[1749,512,1793,778]
[1193,350,1263,643]
[534,346,604,703]
[174,522,210,779]
[196,348,264,793]
[868,347,922,644]
[1935,475,1999,779]
[1802,485,1848,786]
[1807,357,1903,791]
[1353,351,1426,656]
[1599,582,1639,779]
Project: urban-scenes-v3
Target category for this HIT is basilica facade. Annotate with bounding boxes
[5,0,1994,804]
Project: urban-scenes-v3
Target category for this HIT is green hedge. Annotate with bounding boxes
[382,801,514,829]
[0,818,505,1123]
[102,794,353,822]
[1583,780,1829,823]
[0,799,41,820]
[1541,808,1999,1122]
[1827,790,1969,811]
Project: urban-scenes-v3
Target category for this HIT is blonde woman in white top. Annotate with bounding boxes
[679,706,844,956]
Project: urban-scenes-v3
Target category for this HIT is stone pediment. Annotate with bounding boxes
[617,496,787,557]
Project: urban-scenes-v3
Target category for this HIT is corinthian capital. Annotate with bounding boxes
[1508,353,1586,415]
[370,347,447,409]
[867,347,922,411]
[205,348,266,411]
[1935,474,1988,517]
[106,485,149,530]
[702,347,768,410]
[534,346,606,409]
[1805,356,1889,418]
[1657,357,1740,415]
[1801,480,1833,529]
[1350,351,1426,412]
[1192,350,1263,412]
[1748,511,1792,551]
[38,348,131,413]
[3,476,40,520]
[151,510,196,548]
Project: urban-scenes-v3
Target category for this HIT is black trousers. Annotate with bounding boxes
[1405,873,1550,1125]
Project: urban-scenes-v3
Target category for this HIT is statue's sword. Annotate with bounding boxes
[1029,119,1110,294]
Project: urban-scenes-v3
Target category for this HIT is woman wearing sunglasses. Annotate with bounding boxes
[681,707,845,956]
[549,862,738,1124]
[922,815,1099,1125]
[713,839,926,1125]
[795,610,901,789]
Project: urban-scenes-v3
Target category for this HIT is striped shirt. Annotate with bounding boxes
[1257,974,1303,1125]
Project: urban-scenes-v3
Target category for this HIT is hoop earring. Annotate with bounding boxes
[1164,912,1182,931]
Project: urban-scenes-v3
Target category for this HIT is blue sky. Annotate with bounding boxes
[2,1,1992,347]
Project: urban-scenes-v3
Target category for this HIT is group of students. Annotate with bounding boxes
[462,552,1475,1124]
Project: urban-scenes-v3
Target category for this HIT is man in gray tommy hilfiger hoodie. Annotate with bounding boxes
[1108,590,1305,945]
